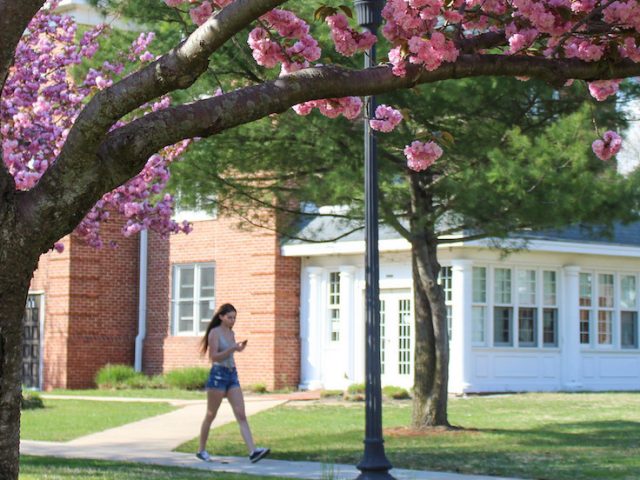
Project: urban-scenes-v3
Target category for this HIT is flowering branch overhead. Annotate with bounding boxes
[3,0,640,252]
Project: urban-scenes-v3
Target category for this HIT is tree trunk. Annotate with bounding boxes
[409,173,450,428]
[0,246,38,479]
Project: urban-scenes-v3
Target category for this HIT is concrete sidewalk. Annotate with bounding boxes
[21,394,521,480]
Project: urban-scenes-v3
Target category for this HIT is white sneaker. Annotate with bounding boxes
[196,450,212,462]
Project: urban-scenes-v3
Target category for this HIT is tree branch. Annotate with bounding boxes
[0,0,46,91]
[24,53,640,248]
[31,0,286,217]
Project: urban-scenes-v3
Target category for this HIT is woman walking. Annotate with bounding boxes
[196,303,270,463]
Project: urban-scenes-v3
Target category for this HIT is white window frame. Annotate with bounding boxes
[620,273,639,349]
[474,264,560,350]
[472,266,487,346]
[517,269,537,348]
[493,267,514,347]
[171,263,215,336]
[579,272,593,346]
[579,270,640,351]
[542,270,559,348]
[438,266,453,341]
[328,271,340,342]
[597,273,615,346]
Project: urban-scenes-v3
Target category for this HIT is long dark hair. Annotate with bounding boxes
[201,303,237,354]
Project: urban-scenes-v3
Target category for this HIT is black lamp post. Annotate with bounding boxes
[355,1,393,479]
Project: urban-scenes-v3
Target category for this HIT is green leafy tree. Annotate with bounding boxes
[93,0,640,428]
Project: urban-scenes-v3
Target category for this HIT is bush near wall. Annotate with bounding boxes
[95,364,145,389]
[382,386,411,400]
[95,364,210,390]
[21,391,44,410]
[163,367,209,390]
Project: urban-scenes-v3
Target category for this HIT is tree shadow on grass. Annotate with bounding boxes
[264,421,640,480]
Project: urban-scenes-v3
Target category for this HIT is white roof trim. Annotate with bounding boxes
[282,238,411,256]
[282,236,640,258]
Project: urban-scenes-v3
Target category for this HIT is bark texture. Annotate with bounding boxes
[409,173,450,428]
[0,190,40,478]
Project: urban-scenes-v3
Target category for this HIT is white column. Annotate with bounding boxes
[562,265,582,390]
[340,266,356,385]
[450,259,473,394]
[299,267,324,390]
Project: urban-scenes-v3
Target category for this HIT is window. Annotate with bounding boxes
[597,274,614,345]
[494,268,513,346]
[475,266,560,349]
[620,275,638,349]
[494,306,513,346]
[172,264,215,335]
[439,266,452,340]
[472,267,487,345]
[543,271,558,347]
[579,273,592,344]
[517,270,537,347]
[621,312,638,348]
[494,268,512,304]
[580,271,640,349]
[398,299,412,375]
[328,272,340,342]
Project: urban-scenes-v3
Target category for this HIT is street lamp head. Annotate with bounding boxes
[354,0,384,32]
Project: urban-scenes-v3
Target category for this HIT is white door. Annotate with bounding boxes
[380,290,414,389]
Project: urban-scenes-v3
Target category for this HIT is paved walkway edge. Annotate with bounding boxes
[21,441,519,480]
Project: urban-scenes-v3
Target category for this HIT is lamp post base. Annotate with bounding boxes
[356,439,394,480]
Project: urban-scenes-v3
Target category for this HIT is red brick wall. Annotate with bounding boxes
[31,219,138,389]
[144,214,301,390]
[32,238,71,390]
[30,211,301,391]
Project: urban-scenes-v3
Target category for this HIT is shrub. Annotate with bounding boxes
[347,383,365,395]
[163,367,209,390]
[382,386,411,400]
[95,364,142,389]
[343,392,365,402]
[147,375,167,389]
[246,382,268,394]
[21,391,44,410]
[124,374,155,389]
[320,389,343,398]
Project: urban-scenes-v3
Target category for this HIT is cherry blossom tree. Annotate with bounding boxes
[4,0,640,477]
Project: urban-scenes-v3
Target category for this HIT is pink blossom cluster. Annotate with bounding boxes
[382,0,442,43]
[378,0,640,106]
[75,97,194,249]
[163,0,234,26]
[248,9,321,74]
[129,32,157,63]
[370,105,403,132]
[592,131,622,161]
[1,6,105,190]
[293,97,363,120]
[325,14,377,57]
[588,79,622,102]
[404,140,442,172]
[2,6,191,251]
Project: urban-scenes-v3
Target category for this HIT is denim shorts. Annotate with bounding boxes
[205,365,240,392]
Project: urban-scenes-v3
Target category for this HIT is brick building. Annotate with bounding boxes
[27,212,301,391]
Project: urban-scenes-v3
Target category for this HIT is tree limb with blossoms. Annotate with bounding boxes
[4,0,640,477]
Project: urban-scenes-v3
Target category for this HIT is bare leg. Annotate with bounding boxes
[226,386,256,454]
[199,388,225,452]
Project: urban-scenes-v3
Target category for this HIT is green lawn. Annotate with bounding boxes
[19,456,287,479]
[177,392,640,480]
[21,399,175,441]
[47,388,205,400]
